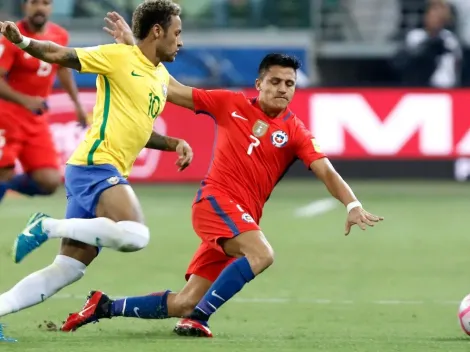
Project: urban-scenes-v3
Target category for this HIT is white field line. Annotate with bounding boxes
[294,198,338,218]
[50,294,460,306]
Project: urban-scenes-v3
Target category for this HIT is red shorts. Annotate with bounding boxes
[0,113,59,172]
[185,195,260,282]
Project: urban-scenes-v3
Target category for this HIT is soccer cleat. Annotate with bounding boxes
[61,291,112,332]
[173,318,213,337]
[0,324,17,342]
[12,212,50,263]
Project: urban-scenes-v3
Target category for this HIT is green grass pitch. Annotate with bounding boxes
[0,180,469,351]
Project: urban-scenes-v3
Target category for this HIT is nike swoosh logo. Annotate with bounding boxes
[231,111,248,121]
[78,304,96,317]
[211,290,226,301]
[134,307,141,318]
[131,70,144,77]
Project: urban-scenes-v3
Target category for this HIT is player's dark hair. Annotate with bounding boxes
[258,54,301,77]
[132,0,181,40]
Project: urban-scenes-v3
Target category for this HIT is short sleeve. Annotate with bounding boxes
[293,119,326,168]
[75,44,121,75]
[0,37,17,73]
[192,88,239,122]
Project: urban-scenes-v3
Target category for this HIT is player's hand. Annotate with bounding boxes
[21,96,48,115]
[344,206,383,236]
[0,21,22,44]
[75,104,88,128]
[103,12,135,46]
[175,140,193,172]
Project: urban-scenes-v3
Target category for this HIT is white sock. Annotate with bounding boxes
[42,217,150,252]
[0,255,86,317]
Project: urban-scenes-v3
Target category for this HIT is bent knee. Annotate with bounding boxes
[246,247,275,274]
[116,221,150,252]
[31,170,61,194]
[53,254,87,284]
[39,179,60,195]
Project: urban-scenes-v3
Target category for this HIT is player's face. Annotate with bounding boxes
[256,66,296,113]
[157,15,183,62]
[425,2,450,31]
[23,0,52,30]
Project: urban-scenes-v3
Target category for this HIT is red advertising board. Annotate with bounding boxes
[44,89,470,182]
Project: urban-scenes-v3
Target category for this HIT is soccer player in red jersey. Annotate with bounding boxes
[60,14,383,337]
[0,0,86,202]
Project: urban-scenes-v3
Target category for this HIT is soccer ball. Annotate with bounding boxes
[458,294,470,335]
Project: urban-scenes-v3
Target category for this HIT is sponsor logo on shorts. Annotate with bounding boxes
[271,130,289,148]
[242,213,254,223]
[107,176,119,185]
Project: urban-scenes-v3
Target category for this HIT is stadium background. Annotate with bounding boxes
[1,1,470,351]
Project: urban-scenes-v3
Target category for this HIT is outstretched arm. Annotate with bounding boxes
[310,158,357,207]
[0,21,80,70]
[168,75,194,110]
[310,158,384,235]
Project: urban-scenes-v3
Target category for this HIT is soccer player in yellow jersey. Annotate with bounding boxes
[0,0,193,325]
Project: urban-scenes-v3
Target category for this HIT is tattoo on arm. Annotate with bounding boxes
[145,131,180,151]
[24,39,81,71]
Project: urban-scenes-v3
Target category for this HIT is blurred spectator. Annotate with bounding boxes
[392,0,461,87]
[345,0,399,42]
[212,0,262,27]
[447,0,470,85]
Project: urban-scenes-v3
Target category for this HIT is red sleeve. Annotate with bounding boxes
[0,37,17,72]
[192,88,239,124]
[61,30,69,46]
[292,119,326,168]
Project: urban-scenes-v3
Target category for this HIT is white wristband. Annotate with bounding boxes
[346,201,362,213]
[15,36,31,49]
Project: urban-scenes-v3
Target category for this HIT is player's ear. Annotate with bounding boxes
[255,78,261,91]
[152,24,162,39]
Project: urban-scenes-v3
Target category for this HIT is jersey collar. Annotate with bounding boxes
[251,97,293,121]
[133,46,159,69]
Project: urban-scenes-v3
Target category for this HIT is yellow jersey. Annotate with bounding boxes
[68,44,169,177]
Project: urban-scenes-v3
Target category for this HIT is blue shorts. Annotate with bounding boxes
[64,164,128,219]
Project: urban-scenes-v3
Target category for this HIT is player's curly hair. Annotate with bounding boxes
[258,54,301,77]
[132,0,181,40]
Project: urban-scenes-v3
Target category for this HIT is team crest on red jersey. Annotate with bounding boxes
[252,120,269,137]
[271,130,289,148]
[242,213,255,223]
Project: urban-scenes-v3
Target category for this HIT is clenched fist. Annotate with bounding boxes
[0,21,23,44]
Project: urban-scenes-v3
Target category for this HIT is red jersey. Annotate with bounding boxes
[193,89,326,223]
[0,20,68,117]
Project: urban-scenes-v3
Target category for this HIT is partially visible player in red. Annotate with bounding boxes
[61,13,384,338]
[0,0,86,202]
